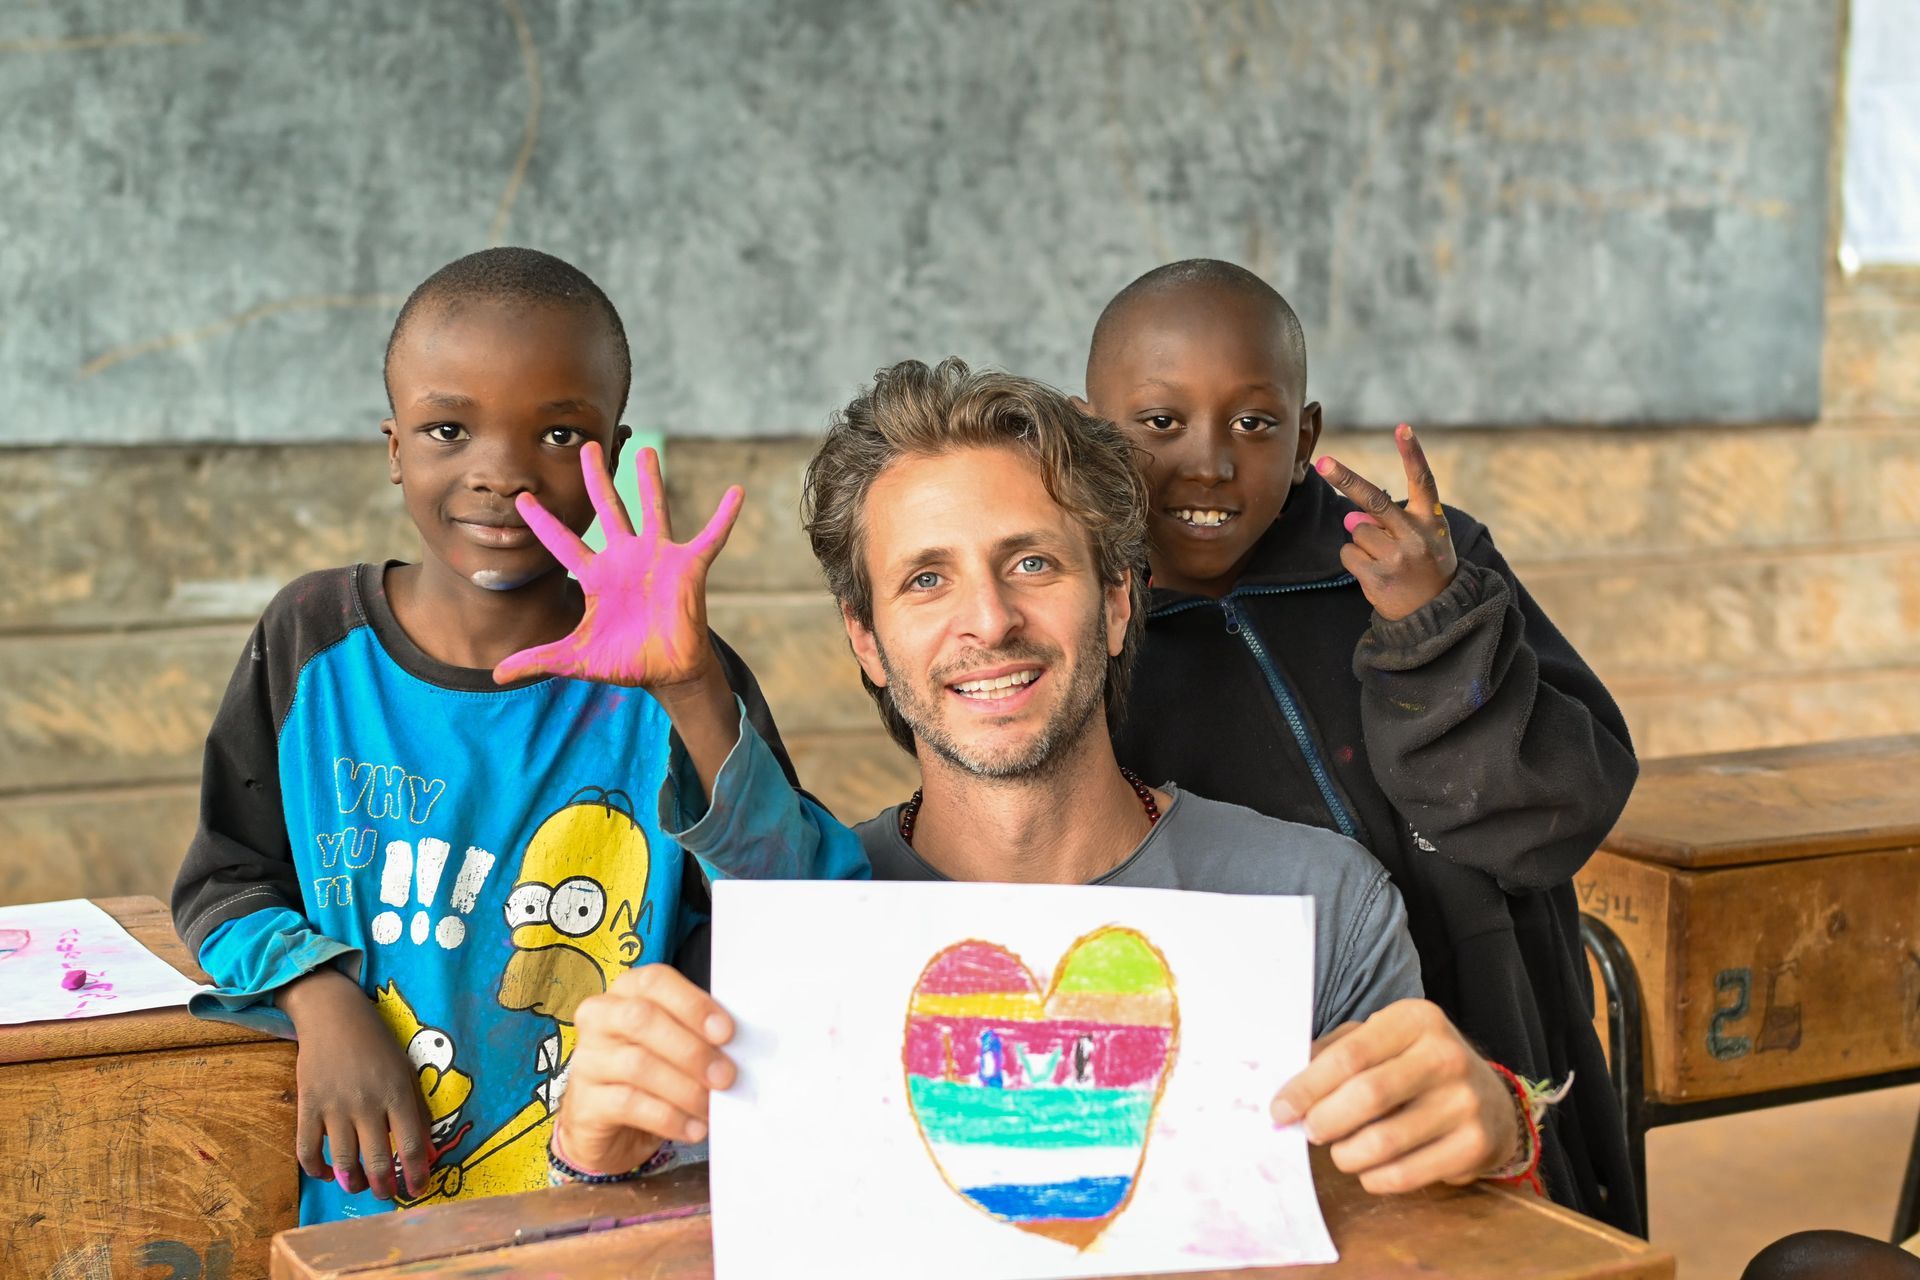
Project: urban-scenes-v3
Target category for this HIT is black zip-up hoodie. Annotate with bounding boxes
[1115,469,1641,1233]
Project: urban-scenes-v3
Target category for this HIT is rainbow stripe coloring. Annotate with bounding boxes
[903,927,1178,1249]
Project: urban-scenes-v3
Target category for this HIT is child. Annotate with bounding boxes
[1077,259,1640,1232]
[171,248,865,1223]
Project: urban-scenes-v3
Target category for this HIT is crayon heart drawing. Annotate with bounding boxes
[902,927,1178,1250]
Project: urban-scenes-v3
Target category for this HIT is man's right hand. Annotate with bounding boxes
[556,964,737,1175]
[278,968,433,1201]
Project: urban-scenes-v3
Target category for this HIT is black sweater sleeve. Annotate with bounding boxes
[172,613,318,955]
[1351,520,1637,892]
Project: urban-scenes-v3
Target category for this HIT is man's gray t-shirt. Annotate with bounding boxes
[856,786,1423,1039]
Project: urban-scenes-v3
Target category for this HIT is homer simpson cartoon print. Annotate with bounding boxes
[410,787,656,1203]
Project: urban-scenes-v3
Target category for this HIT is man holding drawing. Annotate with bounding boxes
[553,359,1535,1199]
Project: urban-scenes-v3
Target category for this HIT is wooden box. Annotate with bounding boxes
[1578,735,1920,1103]
[0,896,298,1279]
[272,1150,1671,1280]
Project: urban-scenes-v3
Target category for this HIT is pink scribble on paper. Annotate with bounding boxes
[55,926,115,1017]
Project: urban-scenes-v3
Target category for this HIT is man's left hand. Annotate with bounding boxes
[1269,999,1521,1194]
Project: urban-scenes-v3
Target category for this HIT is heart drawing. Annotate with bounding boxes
[902,926,1178,1249]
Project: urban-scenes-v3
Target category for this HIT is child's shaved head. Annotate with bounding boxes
[1087,258,1307,394]
[384,247,631,414]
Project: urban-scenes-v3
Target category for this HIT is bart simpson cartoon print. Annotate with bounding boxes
[372,980,474,1168]
[413,788,655,1201]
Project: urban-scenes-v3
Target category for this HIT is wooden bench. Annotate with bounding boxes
[1577,734,1920,1238]
[0,895,299,1279]
[271,1148,1673,1279]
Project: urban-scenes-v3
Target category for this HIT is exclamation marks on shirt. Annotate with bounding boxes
[371,840,496,949]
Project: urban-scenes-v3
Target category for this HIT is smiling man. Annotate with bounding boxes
[555,359,1566,1206]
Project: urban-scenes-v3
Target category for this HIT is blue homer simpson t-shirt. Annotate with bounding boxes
[176,564,866,1223]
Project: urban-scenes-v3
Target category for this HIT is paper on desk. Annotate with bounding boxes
[0,899,207,1025]
[709,881,1337,1279]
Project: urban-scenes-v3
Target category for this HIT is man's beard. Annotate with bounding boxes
[876,609,1109,782]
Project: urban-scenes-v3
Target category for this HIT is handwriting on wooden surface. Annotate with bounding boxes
[1708,964,1805,1062]
[1708,968,1752,1060]
[1754,962,1803,1055]
[53,1241,232,1280]
[1576,878,1640,924]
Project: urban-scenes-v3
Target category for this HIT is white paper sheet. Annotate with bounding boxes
[0,899,207,1025]
[1842,0,1920,266]
[709,881,1336,1279]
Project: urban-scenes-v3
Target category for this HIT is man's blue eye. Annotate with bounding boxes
[912,572,940,589]
[1017,556,1047,573]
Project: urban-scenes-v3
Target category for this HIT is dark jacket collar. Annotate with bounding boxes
[1147,471,1359,611]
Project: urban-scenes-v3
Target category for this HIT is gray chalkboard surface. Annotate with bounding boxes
[5,0,1835,444]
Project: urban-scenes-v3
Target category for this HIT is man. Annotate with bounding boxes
[549,359,1537,1199]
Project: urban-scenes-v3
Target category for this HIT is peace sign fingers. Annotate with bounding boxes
[1394,424,1445,524]
[1318,426,1459,622]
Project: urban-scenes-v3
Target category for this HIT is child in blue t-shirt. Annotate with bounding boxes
[172,248,866,1223]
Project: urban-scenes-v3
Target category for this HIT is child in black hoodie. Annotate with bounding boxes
[1076,258,1642,1232]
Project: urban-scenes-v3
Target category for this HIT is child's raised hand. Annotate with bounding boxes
[494,442,743,691]
[1315,424,1459,621]
[278,969,436,1202]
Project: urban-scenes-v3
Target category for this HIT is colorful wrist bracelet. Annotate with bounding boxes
[545,1129,674,1187]
[1481,1063,1572,1196]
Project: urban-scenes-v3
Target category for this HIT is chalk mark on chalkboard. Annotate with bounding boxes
[0,32,204,55]
[490,0,542,247]
[75,0,539,381]
[78,294,407,379]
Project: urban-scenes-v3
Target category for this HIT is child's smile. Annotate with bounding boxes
[1166,506,1239,530]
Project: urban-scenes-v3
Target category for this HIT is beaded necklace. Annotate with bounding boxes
[897,766,1161,845]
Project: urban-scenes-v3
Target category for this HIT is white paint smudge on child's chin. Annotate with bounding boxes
[470,568,535,591]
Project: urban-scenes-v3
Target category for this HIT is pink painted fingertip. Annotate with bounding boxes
[1315,456,1335,475]
[1343,512,1379,534]
[1396,423,1413,440]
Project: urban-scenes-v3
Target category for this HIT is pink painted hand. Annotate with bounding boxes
[492,442,743,691]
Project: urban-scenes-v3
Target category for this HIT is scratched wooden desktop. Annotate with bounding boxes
[1577,733,1920,1236]
[272,1152,1671,1279]
[0,896,299,1279]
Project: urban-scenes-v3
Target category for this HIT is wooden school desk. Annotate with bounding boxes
[1577,734,1920,1238]
[0,895,298,1279]
[271,1148,1672,1279]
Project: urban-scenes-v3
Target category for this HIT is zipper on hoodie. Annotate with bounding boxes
[1212,582,1361,840]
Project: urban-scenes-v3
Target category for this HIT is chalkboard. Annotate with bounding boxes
[2,0,1837,444]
